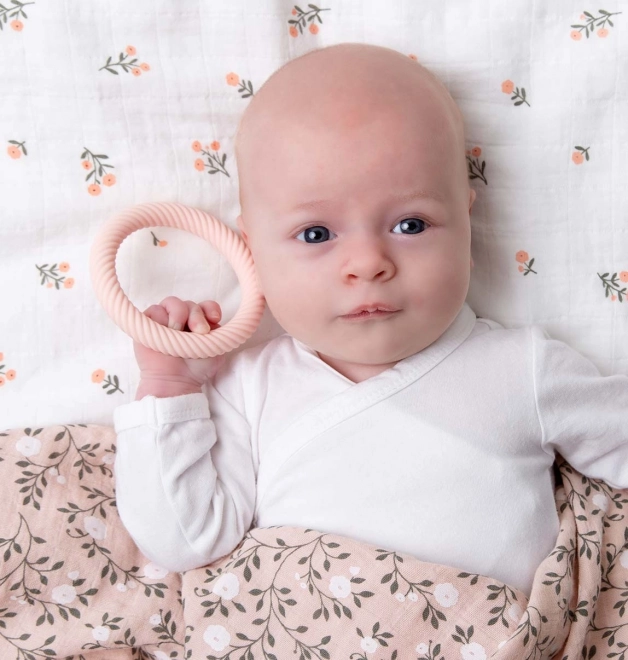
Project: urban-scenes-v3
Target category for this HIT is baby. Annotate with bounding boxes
[114,43,628,596]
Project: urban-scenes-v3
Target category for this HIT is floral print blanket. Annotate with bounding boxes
[0,424,627,660]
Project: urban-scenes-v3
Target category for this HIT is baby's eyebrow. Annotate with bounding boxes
[290,188,445,213]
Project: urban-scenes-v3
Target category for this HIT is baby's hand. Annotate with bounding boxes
[134,296,225,397]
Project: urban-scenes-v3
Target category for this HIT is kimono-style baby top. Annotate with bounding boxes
[113,303,628,595]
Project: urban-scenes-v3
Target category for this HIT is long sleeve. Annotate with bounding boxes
[113,391,255,572]
[533,327,628,489]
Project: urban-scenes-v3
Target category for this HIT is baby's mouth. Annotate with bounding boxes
[341,305,400,320]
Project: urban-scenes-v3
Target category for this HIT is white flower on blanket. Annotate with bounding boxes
[460,642,487,660]
[51,584,77,605]
[203,624,231,651]
[508,603,523,622]
[360,636,378,653]
[329,575,352,599]
[150,614,162,625]
[16,435,41,457]
[91,626,110,642]
[592,493,609,512]
[416,642,429,655]
[433,582,459,607]
[143,562,169,579]
[212,572,240,600]
[620,550,628,569]
[84,516,106,540]
[152,652,169,660]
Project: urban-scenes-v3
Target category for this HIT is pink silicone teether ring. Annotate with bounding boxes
[90,202,265,359]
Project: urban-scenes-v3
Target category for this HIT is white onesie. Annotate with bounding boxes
[114,303,628,595]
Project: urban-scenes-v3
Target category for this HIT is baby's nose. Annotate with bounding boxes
[340,236,396,283]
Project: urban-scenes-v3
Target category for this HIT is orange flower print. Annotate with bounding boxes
[570,9,622,40]
[572,146,590,164]
[466,146,487,185]
[100,46,149,76]
[288,4,330,37]
[226,72,254,99]
[501,80,514,94]
[150,231,168,247]
[92,369,124,394]
[502,80,530,107]
[516,250,537,275]
[598,271,628,302]
[36,262,74,289]
[91,369,105,384]
[192,140,231,178]
[7,140,27,158]
[1,2,31,33]
[0,352,17,387]
[81,147,116,195]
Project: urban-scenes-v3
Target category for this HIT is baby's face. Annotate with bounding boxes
[237,45,474,381]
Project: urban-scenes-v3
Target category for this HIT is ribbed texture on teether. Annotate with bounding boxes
[90,202,264,358]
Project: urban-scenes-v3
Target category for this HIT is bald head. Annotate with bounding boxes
[235,43,466,207]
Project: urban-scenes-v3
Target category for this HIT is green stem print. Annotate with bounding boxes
[226,73,255,99]
[466,149,487,185]
[14,425,113,511]
[289,4,331,36]
[151,231,168,247]
[376,549,448,630]
[598,272,628,302]
[516,251,537,275]
[571,9,622,39]
[99,46,149,76]
[92,369,124,395]
[0,1,34,32]
[36,263,71,289]
[0,513,98,628]
[193,141,231,178]
[350,622,396,659]
[572,145,590,164]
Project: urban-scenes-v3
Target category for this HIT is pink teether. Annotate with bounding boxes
[90,202,264,359]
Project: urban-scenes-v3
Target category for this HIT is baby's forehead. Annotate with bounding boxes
[237,44,463,157]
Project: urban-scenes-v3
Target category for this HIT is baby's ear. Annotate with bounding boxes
[236,215,249,246]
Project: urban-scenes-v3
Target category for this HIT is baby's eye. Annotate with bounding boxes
[392,218,428,235]
[295,226,336,243]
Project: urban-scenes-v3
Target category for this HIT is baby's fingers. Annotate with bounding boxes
[143,304,170,327]
[199,301,222,326]
[158,296,191,330]
[185,300,214,334]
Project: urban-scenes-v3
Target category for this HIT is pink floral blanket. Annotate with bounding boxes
[0,424,627,660]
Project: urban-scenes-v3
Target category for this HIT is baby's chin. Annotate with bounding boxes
[309,335,425,369]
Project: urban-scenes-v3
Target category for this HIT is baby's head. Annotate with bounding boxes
[235,43,475,381]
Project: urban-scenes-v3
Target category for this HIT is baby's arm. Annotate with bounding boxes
[533,328,628,489]
[113,298,256,572]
